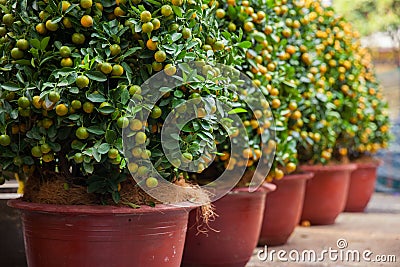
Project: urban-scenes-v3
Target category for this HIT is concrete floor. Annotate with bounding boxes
[247,193,400,267]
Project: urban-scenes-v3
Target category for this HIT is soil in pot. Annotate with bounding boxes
[259,172,314,246]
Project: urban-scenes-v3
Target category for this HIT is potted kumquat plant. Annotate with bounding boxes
[0,0,268,266]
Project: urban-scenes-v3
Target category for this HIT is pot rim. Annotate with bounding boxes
[280,172,314,181]
[7,198,191,215]
[353,159,383,169]
[232,182,277,194]
[300,163,357,172]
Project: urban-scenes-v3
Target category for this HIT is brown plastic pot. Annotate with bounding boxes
[259,172,314,246]
[181,184,276,267]
[300,164,357,225]
[345,160,382,212]
[8,199,191,267]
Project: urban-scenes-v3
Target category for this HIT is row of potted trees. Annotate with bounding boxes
[183,1,391,266]
[0,0,390,266]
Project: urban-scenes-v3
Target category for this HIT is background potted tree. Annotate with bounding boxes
[341,46,390,212]
[181,1,280,265]
[183,0,324,261]
[298,1,389,225]
[299,1,355,224]
[210,0,315,247]
[1,0,253,266]
[250,0,317,246]
[184,0,317,248]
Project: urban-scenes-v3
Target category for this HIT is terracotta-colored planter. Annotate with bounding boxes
[182,184,276,267]
[8,199,190,267]
[300,164,357,225]
[259,172,314,246]
[345,160,382,212]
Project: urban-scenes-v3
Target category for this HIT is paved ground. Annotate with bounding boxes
[247,193,400,267]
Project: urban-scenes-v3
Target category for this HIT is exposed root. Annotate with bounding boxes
[194,203,220,236]
[150,181,211,205]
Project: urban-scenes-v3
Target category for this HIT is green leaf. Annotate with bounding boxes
[200,120,211,131]
[227,5,237,18]
[10,110,18,120]
[181,124,192,132]
[172,6,183,17]
[92,149,101,162]
[174,90,184,98]
[171,33,182,42]
[138,49,154,59]
[20,0,29,24]
[65,3,79,14]
[170,133,180,140]
[83,162,94,174]
[122,47,142,58]
[147,201,156,207]
[192,121,200,131]
[98,106,115,114]
[68,114,80,121]
[14,59,31,66]
[186,41,198,50]
[86,71,107,82]
[253,32,266,42]
[87,126,105,135]
[238,41,252,49]
[87,180,105,193]
[121,62,133,84]
[40,37,50,50]
[271,34,280,43]
[49,142,62,152]
[145,0,161,6]
[87,93,106,103]
[316,93,328,103]
[69,87,79,94]
[121,89,130,105]
[228,108,248,114]
[57,127,72,140]
[71,141,86,150]
[283,81,296,88]
[1,82,20,91]
[23,156,34,165]
[159,87,172,93]
[222,31,231,40]
[112,191,120,203]
[26,127,41,140]
[30,39,41,49]
[83,148,93,157]
[106,130,117,144]
[98,143,110,154]
[197,132,208,141]
[124,202,141,209]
